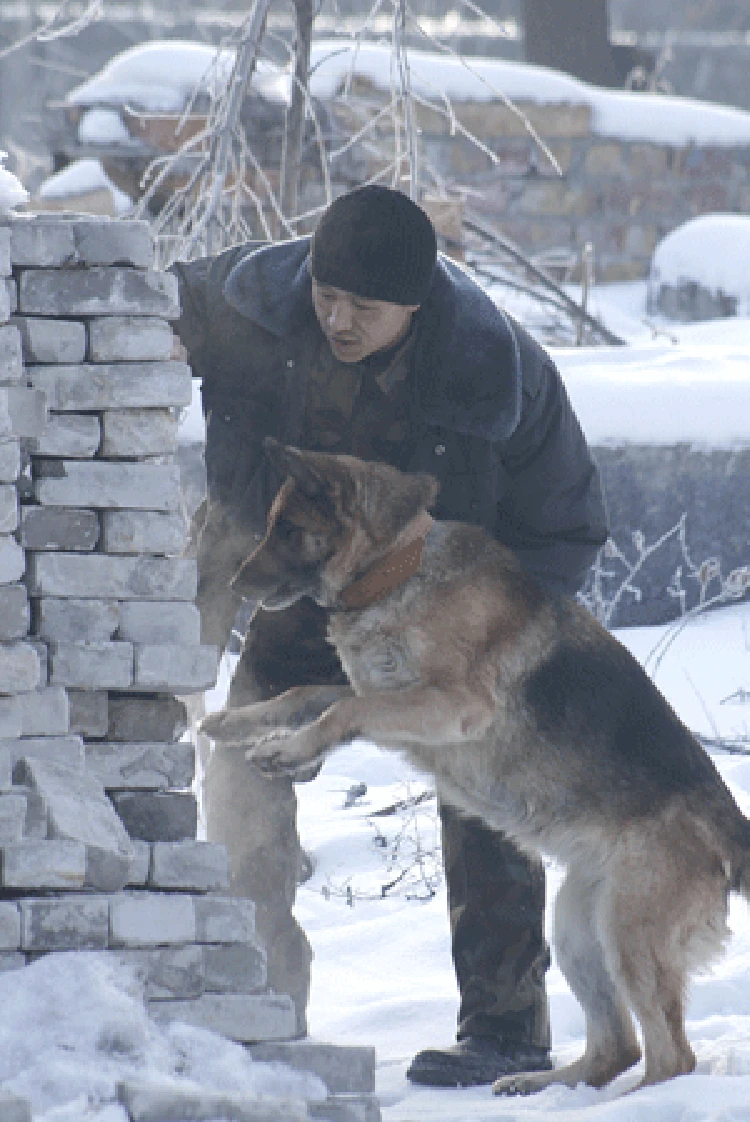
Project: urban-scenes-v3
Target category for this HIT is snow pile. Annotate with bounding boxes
[0,951,325,1121]
[647,214,750,320]
[38,158,132,215]
[551,316,750,446]
[306,39,750,146]
[292,600,750,1121]
[0,150,28,214]
[64,40,289,113]
[78,107,138,147]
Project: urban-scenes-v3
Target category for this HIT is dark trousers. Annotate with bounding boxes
[234,598,551,1049]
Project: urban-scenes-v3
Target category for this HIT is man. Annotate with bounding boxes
[172,185,608,1084]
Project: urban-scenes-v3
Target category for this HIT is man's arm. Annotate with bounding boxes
[496,334,608,598]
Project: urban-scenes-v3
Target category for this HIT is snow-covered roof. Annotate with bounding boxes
[64,39,289,113]
[307,39,750,148]
[64,37,750,149]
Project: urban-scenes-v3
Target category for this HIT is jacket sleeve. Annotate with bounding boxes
[496,333,609,597]
[169,257,213,386]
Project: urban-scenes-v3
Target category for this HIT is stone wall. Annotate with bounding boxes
[333,85,750,282]
[0,212,380,1122]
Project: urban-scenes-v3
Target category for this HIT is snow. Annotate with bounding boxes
[0,150,28,214]
[38,158,133,215]
[0,951,326,1121]
[64,40,289,113]
[78,107,138,147]
[647,214,750,318]
[292,599,750,1121]
[64,38,750,148]
[306,40,750,147]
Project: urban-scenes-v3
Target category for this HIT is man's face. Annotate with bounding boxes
[311,279,418,364]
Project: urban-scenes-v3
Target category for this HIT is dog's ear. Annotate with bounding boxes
[366,468,440,542]
[264,437,325,498]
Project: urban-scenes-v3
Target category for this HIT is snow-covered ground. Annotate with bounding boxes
[295,600,750,1122]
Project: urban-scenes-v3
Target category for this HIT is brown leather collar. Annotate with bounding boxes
[340,512,434,611]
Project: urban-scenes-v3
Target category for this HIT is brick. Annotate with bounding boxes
[4,735,83,771]
[108,696,188,742]
[111,791,197,842]
[0,1090,31,1122]
[148,993,297,1043]
[0,584,29,639]
[33,460,181,511]
[116,1083,307,1122]
[248,1043,377,1095]
[16,784,46,837]
[68,689,108,737]
[20,506,99,551]
[20,895,109,951]
[29,638,48,685]
[49,640,133,689]
[0,901,20,949]
[102,511,187,556]
[34,597,118,641]
[19,268,180,318]
[150,841,229,892]
[29,412,101,457]
[73,218,154,267]
[194,896,256,945]
[27,361,191,410]
[0,641,40,692]
[0,792,27,842]
[134,644,218,693]
[583,141,625,177]
[0,386,47,438]
[100,408,178,457]
[17,686,69,736]
[202,942,266,993]
[0,699,21,739]
[6,215,77,266]
[113,945,204,1000]
[86,741,194,791]
[26,553,197,600]
[15,756,133,891]
[1,839,86,888]
[12,316,86,364]
[0,484,17,533]
[0,323,22,382]
[0,535,24,583]
[127,839,151,885]
[109,892,196,947]
[118,602,199,645]
[3,277,15,318]
[0,439,19,482]
[89,317,173,362]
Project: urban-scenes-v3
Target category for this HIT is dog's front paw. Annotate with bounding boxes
[245,729,323,778]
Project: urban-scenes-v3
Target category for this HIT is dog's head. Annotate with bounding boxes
[231,438,439,610]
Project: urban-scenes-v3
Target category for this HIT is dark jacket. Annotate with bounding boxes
[172,237,607,597]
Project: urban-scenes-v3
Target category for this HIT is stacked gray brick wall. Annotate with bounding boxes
[0,213,379,1122]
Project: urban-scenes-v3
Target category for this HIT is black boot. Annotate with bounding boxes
[406,1036,552,1088]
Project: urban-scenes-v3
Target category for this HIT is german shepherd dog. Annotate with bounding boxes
[202,437,750,1097]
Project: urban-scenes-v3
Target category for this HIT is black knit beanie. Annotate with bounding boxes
[311,185,437,306]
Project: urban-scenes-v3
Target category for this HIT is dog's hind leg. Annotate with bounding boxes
[494,869,641,1097]
[603,836,728,1090]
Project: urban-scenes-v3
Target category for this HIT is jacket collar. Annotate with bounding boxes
[224,236,522,442]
